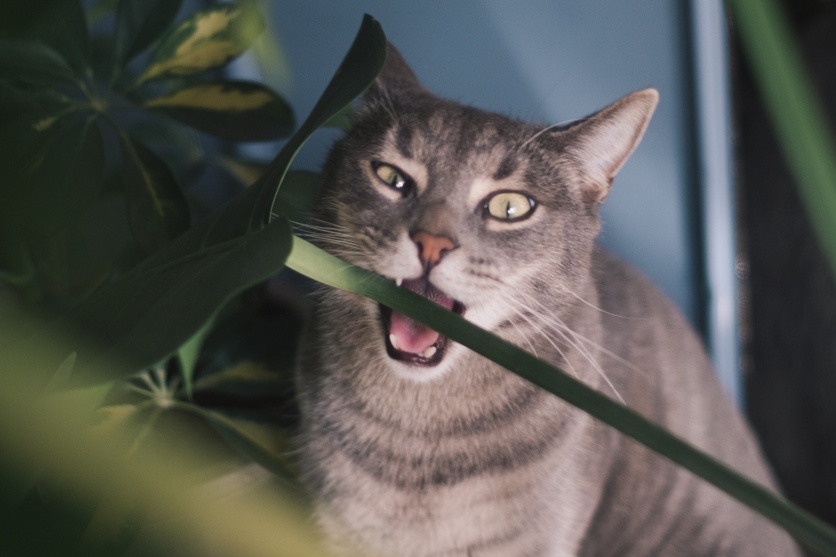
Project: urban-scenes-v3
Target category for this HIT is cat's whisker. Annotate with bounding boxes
[503,287,625,403]
[526,292,649,378]
[517,121,573,152]
[514,287,645,374]
[568,290,635,320]
[494,296,580,380]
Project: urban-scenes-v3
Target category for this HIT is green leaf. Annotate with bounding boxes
[176,317,215,400]
[145,80,294,141]
[120,135,190,252]
[323,103,354,132]
[115,0,184,63]
[138,4,264,83]
[273,170,322,225]
[0,39,78,85]
[0,105,71,221]
[64,217,294,383]
[2,0,92,75]
[28,119,105,235]
[264,15,387,222]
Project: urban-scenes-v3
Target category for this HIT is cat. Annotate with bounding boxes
[294,45,801,557]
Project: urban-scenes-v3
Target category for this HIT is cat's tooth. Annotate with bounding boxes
[395,277,403,287]
[389,334,401,351]
[422,346,437,359]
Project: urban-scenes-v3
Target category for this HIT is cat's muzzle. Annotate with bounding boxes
[380,277,465,367]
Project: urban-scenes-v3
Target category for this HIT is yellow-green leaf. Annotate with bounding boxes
[138,4,263,83]
[145,81,294,141]
[216,156,267,186]
[146,83,274,111]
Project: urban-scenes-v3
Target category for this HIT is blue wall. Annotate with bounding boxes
[252,1,699,324]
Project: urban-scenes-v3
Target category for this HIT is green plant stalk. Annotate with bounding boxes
[285,234,836,555]
[729,0,836,278]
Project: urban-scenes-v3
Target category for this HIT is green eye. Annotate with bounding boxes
[372,162,410,194]
[484,191,535,221]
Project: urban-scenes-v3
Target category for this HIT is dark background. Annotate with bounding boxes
[734,0,836,539]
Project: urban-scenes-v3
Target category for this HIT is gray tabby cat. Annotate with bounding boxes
[295,45,801,557]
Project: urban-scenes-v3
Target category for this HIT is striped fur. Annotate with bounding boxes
[294,46,801,556]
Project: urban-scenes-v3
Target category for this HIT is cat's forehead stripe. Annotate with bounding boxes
[493,156,519,181]
[379,137,428,193]
[395,124,414,159]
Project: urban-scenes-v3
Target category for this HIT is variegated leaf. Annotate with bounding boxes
[145,80,293,141]
[138,4,263,83]
[120,135,190,252]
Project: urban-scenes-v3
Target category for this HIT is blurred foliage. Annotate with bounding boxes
[0,1,306,554]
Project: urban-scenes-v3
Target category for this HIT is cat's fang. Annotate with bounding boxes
[389,334,401,351]
[422,346,437,359]
[395,277,403,286]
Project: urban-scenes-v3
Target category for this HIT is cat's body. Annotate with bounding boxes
[295,46,800,556]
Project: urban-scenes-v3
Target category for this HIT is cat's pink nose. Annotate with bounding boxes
[411,231,456,269]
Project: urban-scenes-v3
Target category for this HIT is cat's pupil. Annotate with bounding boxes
[485,191,535,221]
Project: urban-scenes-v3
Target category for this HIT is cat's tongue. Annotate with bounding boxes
[389,278,454,356]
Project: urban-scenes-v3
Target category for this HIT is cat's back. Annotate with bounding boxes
[582,247,800,556]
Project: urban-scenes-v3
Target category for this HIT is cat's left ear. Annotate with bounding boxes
[564,89,659,203]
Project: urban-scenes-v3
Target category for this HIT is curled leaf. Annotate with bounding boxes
[138,4,264,83]
[120,135,190,252]
[145,80,293,141]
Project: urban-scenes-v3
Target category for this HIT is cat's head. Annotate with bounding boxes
[313,45,657,381]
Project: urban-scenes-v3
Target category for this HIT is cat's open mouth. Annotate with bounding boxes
[380,277,465,366]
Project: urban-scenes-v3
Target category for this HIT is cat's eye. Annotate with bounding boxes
[372,162,411,195]
[484,191,536,221]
